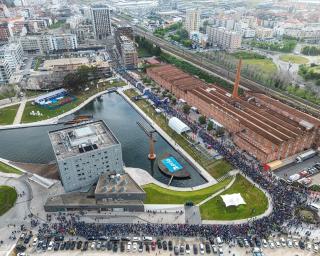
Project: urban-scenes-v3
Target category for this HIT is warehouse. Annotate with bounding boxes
[147,64,320,163]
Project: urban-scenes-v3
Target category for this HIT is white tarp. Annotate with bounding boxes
[168,117,190,134]
[221,193,246,207]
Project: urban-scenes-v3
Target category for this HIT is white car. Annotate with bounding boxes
[133,242,138,252]
[275,241,281,248]
[218,247,224,255]
[287,239,293,248]
[262,239,268,248]
[199,243,204,255]
[185,244,190,254]
[314,244,319,252]
[244,239,250,248]
[127,241,132,252]
[91,242,96,250]
[212,245,218,253]
[293,240,299,248]
[32,237,38,246]
[133,237,141,242]
[47,241,54,251]
[307,242,312,251]
[269,241,275,249]
[280,237,286,247]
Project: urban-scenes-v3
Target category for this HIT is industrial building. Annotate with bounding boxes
[147,64,320,163]
[49,121,124,192]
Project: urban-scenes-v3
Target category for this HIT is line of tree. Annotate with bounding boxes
[298,64,320,82]
[135,36,162,56]
[153,22,183,38]
[250,39,297,53]
[301,46,320,56]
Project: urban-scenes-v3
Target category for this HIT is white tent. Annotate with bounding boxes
[221,193,246,207]
[168,117,190,134]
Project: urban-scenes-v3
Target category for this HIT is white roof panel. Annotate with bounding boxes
[221,193,246,207]
[168,117,190,135]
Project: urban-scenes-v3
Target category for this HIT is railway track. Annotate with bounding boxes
[112,16,320,118]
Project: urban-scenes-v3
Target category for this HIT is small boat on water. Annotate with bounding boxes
[158,153,190,179]
[64,115,93,125]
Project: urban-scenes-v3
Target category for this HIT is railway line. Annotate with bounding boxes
[112,16,320,118]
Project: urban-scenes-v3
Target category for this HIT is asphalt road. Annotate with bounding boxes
[274,155,320,179]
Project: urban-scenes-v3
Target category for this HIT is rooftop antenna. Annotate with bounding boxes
[232,58,242,98]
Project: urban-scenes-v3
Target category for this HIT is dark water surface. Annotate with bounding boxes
[0,93,206,187]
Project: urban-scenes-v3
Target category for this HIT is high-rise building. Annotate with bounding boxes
[114,25,133,55]
[90,5,111,40]
[120,36,138,69]
[0,43,23,72]
[185,8,201,34]
[0,22,12,42]
[0,59,12,84]
[207,26,242,50]
[49,121,124,192]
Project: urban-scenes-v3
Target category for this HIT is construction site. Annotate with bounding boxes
[146,62,320,164]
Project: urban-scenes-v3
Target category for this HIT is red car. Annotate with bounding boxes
[151,241,156,251]
[299,170,308,177]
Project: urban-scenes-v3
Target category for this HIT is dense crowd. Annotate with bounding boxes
[34,64,312,242]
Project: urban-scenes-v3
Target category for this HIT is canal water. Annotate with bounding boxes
[0,93,206,187]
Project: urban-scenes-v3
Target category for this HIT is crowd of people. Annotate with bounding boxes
[33,66,314,242]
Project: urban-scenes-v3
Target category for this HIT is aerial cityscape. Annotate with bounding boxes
[0,0,320,255]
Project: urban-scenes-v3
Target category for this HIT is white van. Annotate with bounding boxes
[216,237,223,245]
[143,236,153,242]
[310,203,320,212]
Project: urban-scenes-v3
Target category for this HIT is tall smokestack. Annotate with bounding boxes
[232,58,242,98]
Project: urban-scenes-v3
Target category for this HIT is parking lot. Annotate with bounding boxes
[18,233,320,256]
[274,155,320,184]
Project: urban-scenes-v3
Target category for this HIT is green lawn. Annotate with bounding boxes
[124,89,233,179]
[0,104,19,125]
[143,177,232,204]
[280,54,309,64]
[21,81,126,123]
[138,48,153,58]
[0,162,22,175]
[243,59,277,75]
[200,175,268,220]
[0,186,17,216]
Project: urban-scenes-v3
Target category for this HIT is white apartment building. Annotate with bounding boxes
[255,27,273,39]
[0,59,12,84]
[207,26,242,50]
[185,8,201,34]
[18,34,78,53]
[90,5,112,40]
[213,17,235,30]
[0,43,23,72]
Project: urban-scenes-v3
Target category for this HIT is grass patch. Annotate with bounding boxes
[0,104,19,125]
[0,186,17,216]
[21,80,126,123]
[243,59,277,75]
[48,20,65,29]
[138,48,153,58]
[0,162,22,175]
[143,177,232,204]
[200,175,268,220]
[124,89,233,179]
[280,54,309,64]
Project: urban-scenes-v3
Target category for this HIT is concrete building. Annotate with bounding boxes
[255,27,273,39]
[0,42,23,71]
[50,34,78,51]
[0,22,12,42]
[147,64,320,163]
[49,121,124,192]
[120,39,138,69]
[0,59,12,84]
[90,5,111,40]
[185,8,200,34]
[206,26,242,50]
[44,173,146,212]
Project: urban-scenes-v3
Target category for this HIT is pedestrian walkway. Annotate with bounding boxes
[196,174,237,206]
[13,100,26,124]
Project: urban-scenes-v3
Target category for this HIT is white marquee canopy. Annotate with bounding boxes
[221,193,246,207]
[168,117,190,135]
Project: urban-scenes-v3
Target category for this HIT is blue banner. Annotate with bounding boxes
[161,157,183,173]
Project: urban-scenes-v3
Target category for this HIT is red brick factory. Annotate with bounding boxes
[146,64,320,163]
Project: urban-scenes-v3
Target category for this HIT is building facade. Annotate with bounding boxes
[0,42,23,72]
[147,65,320,163]
[90,5,111,40]
[0,59,12,84]
[185,8,200,34]
[49,121,124,192]
[206,26,242,50]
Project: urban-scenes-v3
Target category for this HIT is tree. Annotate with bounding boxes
[207,121,213,131]
[198,115,206,125]
[182,104,191,114]
[171,96,177,105]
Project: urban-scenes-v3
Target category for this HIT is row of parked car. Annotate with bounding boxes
[288,162,320,185]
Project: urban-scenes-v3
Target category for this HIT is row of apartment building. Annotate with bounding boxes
[206,26,242,50]
[146,64,320,163]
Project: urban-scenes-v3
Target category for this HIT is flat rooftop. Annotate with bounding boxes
[43,57,89,69]
[95,173,145,195]
[49,120,119,160]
